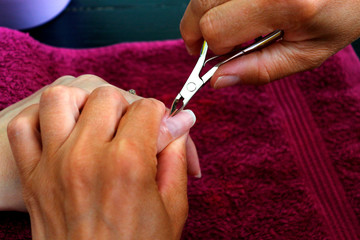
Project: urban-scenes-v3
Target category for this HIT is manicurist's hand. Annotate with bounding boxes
[8,85,195,239]
[180,0,360,86]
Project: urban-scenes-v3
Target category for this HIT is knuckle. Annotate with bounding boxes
[75,74,107,85]
[114,137,139,152]
[257,64,272,85]
[292,46,329,71]
[180,20,195,44]
[91,86,123,102]
[113,139,154,185]
[7,115,28,139]
[135,98,165,114]
[199,11,220,45]
[90,86,130,108]
[191,0,212,13]
[251,53,272,85]
[41,85,72,103]
[149,98,166,113]
[288,0,319,24]
[302,53,326,70]
[52,75,76,85]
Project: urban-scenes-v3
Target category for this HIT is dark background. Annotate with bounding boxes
[22,0,360,58]
[23,0,189,48]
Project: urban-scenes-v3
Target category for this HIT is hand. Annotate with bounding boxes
[8,85,194,239]
[0,74,113,211]
[1,74,200,211]
[180,0,360,86]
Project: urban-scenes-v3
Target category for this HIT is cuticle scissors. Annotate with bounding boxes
[169,30,284,117]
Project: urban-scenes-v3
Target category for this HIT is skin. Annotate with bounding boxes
[3,2,360,236]
[8,85,191,239]
[180,0,360,86]
[0,74,200,211]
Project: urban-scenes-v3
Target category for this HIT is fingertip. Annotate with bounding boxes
[185,44,196,56]
[180,4,204,56]
[182,110,196,127]
[186,136,201,178]
[194,172,202,178]
[165,109,196,139]
[183,40,203,56]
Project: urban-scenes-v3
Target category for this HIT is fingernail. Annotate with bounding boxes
[165,110,196,138]
[214,75,240,89]
[194,172,202,178]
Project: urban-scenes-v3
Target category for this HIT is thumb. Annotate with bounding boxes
[211,41,328,87]
[157,134,189,238]
[157,110,200,177]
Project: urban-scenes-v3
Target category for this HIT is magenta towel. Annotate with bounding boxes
[1,27,360,240]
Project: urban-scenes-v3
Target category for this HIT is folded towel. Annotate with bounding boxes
[1,27,360,240]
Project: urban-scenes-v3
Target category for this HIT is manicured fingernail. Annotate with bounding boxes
[194,172,202,178]
[165,110,196,138]
[214,75,240,89]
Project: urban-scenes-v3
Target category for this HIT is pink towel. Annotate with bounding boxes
[1,27,360,239]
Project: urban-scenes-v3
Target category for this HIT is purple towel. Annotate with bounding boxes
[1,27,360,239]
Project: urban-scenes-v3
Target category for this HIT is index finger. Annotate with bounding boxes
[180,0,229,55]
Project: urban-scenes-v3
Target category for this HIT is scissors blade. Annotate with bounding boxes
[170,73,205,116]
[170,42,209,116]
[170,94,184,116]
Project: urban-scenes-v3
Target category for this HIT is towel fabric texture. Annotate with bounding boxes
[1,27,360,239]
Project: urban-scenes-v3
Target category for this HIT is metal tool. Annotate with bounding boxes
[170,30,284,116]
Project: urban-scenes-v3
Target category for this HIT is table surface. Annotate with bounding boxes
[22,0,360,59]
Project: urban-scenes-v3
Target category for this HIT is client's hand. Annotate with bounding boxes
[8,85,193,239]
[0,74,115,211]
[0,74,200,211]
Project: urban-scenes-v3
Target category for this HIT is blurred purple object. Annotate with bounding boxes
[0,0,71,30]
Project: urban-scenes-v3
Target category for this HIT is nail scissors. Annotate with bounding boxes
[170,30,284,116]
